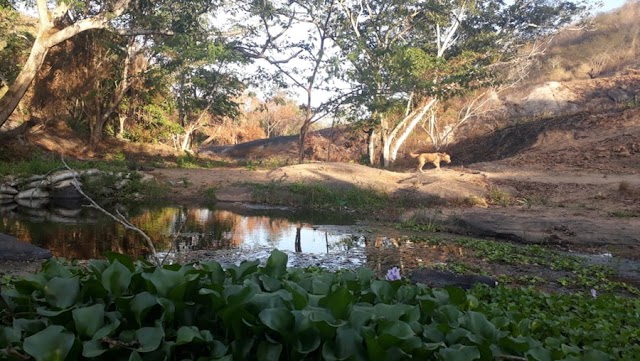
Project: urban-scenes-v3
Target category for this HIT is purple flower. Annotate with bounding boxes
[385,267,401,281]
[590,289,597,298]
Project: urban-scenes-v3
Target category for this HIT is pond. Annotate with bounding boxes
[0,202,383,269]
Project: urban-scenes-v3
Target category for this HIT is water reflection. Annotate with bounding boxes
[0,203,360,260]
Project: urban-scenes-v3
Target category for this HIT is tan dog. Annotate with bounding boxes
[409,151,451,173]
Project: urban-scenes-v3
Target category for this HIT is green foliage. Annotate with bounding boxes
[396,213,442,232]
[487,187,513,206]
[1,251,638,360]
[249,181,388,211]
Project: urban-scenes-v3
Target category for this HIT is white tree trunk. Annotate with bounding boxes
[368,129,376,165]
[389,98,437,162]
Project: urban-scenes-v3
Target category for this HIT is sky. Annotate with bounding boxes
[600,0,627,12]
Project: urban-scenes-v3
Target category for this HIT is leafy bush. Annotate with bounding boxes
[1,251,639,360]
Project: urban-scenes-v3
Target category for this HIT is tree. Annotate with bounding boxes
[229,0,339,162]
[331,0,591,167]
[0,0,154,129]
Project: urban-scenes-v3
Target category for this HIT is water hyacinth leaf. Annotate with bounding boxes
[41,259,73,279]
[142,268,185,298]
[12,274,46,294]
[257,341,283,361]
[526,346,552,361]
[130,291,158,327]
[335,326,364,360]
[12,319,47,334]
[101,260,132,296]
[228,260,260,283]
[44,277,79,309]
[129,351,143,361]
[23,325,75,361]
[72,304,105,338]
[176,326,203,345]
[446,286,467,307]
[136,326,164,352]
[260,274,282,292]
[200,260,225,284]
[0,326,20,347]
[499,336,532,354]
[465,311,497,342]
[372,303,409,321]
[259,307,294,334]
[93,318,121,340]
[82,339,108,358]
[583,349,614,361]
[319,286,352,320]
[439,344,481,361]
[263,249,288,279]
[378,320,415,348]
[106,252,136,272]
[295,326,321,354]
[371,280,396,303]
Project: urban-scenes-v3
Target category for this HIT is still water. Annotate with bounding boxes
[0,202,365,261]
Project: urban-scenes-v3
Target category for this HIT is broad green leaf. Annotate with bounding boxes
[465,311,497,342]
[176,326,203,345]
[446,286,467,307]
[142,267,185,298]
[372,303,409,321]
[82,339,108,358]
[319,286,352,319]
[378,320,415,348]
[335,326,363,360]
[12,319,47,334]
[129,351,143,361]
[257,341,282,361]
[260,274,282,292]
[23,325,75,361]
[130,291,158,326]
[439,345,481,361]
[583,349,614,361]
[106,252,135,272]
[41,259,72,279]
[0,326,20,347]
[262,249,287,279]
[136,326,164,352]
[44,277,79,309]
[371,280,394,303]
[228,259,260,283]
[101,260,132,296]
[73,304,105,338]
[259,307,294,334]
[200,261,225,284]
[526,347,552,361]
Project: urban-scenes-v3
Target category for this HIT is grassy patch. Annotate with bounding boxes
[396,210,443,232]
[0,155,128,177]
[242,157,292,170]
[410,236,639,295]
[176,153,231,169]
[487,187,513,206]
[248,181,388,211]
[608,210,640,218]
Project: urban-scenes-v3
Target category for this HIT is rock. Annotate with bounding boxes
[50,185,84,200]
[52,179,82,189]
[15,188,50,199]
[0,233,52,261]
[411,269,498,289]
[47,170,79,184]
[23,179,51,189]
[140,174,155,183]
[16,198,49,209]
[0,185,18,195]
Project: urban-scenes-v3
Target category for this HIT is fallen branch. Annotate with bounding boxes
[60,157,161,265]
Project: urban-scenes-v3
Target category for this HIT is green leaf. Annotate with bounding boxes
[41,259,72,279]
[130,291,158,327]
[371,280,394,303]
[129,351,143,361]
[106,252,135,272]
[228,259,260,283]
[319,286,352,320]
[44,277,79,309]
[446,286,467,307]
[262,249,288,279]
[465,311,497,343]
[23,325,75,361]
[136,326,164,352]
[200,261,226,284]
[583,349,614,361]
[73,304,105,338]
[142,267,185,298]
[101,260,132,296]
[0,326,20,347]
[439,345,481,361]
[82,339,108,358]
[259,307,294,334]
[526,347,552,361]
[257,341,283,361]
[176,326,204,345]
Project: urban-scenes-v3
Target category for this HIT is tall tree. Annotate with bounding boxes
[229,0,338,162]
[331,0,591,167]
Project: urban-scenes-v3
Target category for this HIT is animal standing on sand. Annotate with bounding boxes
[409,151,451,173]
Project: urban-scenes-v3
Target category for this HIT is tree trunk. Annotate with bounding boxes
[389,98,437,163]
[381,131,391,168]
[0,38,49,127]
[298,120,311,163]
[367,129,376,165]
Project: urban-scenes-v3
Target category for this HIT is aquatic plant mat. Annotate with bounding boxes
[1,250,638,360]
